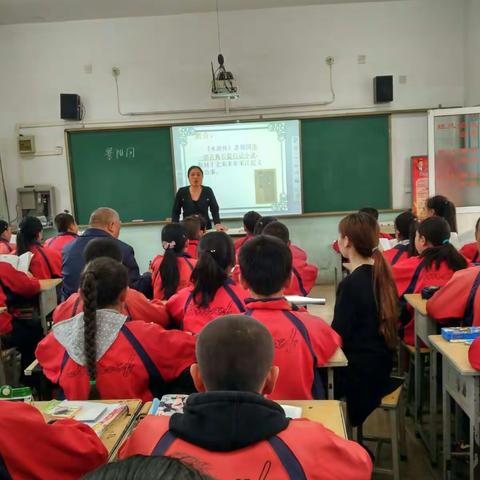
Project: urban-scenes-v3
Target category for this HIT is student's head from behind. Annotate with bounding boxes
[426,195,457,233]
[415,216,467,272]
[0,220,11,242]
[359,207,379,221]
[191,315,278,395]
[16,216,43,256]
[394,210,417,241]
[262,221,290,245]
[243,211,261,235]
[159,223,188,300]
[191,232,235,307]
[239,235,292,296]
[80,257,129,400]
[84,238,123,263]
[338,212,379,260]
[82,455,214,480]
[253,216,278,235]
[89,208,121,238]
[187,166,204,187]
[182,215,205,241]
[54,212,78,234]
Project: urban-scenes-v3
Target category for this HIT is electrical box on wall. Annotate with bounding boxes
[17,185,55,227]
[18,135,35,154]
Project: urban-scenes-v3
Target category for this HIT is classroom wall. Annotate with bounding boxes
[0,0,467,281]
[465,0,480,106]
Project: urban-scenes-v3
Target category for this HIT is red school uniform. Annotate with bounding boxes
[284,257,318,296]
[181,279,249,333]
[468,337,480,370]
[44,232,78,254]
[427,267,480,327]
[118,392,372,480]
[185,239,200,259]
[234,234,254,255]
[383,243,410,266]
[460,242,480,263]
[0,262,40,335]
[28,243,62,279]
[245,298,341,400]
[151,253,197,300]
[0,238,15,254]
[0,401,107,480]
[392,256,463,345]
[36,312,196,401]
[53,288,169,328]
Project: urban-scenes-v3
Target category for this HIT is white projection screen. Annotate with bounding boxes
[172,120,302,219]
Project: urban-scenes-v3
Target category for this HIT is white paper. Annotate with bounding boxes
[286,295,326,305]
[281,405,302,419]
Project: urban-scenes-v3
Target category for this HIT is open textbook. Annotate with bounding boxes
[0,252,33,273]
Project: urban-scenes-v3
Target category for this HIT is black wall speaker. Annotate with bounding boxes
[60,93,81,120]
[373,76,393,103]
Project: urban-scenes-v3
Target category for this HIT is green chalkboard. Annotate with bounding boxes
[301,115,391,212]
[67,127,174,224]
[67,115,391,223]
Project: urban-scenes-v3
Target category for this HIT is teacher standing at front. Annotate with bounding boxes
[172,166,223,231]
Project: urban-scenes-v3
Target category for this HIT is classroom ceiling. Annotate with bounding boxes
[0,0,404,25]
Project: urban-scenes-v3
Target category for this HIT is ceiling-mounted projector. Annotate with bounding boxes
[211,54,239,99]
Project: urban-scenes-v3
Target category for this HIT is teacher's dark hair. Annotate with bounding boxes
[159,223,188,299]
[82,455,214,480]
[191,232,235,307]
[187,166,204,177]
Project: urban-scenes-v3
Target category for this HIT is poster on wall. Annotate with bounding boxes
[412,155,429,217]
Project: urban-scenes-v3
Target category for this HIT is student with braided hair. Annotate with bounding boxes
[36,258,196,401]
[16,216,61,279]
[151,223,197,300]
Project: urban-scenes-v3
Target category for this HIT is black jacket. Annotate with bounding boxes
[172,186,220,230]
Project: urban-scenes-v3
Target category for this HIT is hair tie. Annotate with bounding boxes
[162,240,176,250]
[372,246,379,253]
[442,239,449,245]
[89,379,96,386]
[209,249,216,254]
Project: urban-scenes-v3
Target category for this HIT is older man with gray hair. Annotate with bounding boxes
[61,207,141,299]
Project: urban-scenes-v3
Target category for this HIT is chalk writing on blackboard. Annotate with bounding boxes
[104,147,136,161]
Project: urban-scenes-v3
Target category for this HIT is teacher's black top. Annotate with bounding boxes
[172,186,221,230]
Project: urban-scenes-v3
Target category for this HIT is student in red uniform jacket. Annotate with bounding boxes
[383,210,417,266]
[427,267,480,326]
[0,260,41,369]
[392,217,468,345]
[468,337,480,370]
[84,456,213,480]
[36,257,197,401]
[460,217,480,264]
[0,401,107,480]
[263,221,318,296]
[0,220,15,254]
[234,210,260,254]
[238,235,340,400]
[53,238,169,327]
[119,314,372,479]
[182,214,206,259]
[171,232,248,333]
[44,212,78,254]
[332,213,400,426]
[16,216,61,279]
[151,223,197,301]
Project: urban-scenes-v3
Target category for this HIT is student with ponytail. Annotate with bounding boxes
[16,216,61,279]
[36,258,197,401]
[383,210,417,266]
[0,220,15,253]
[168,232,248,333]
[392,216,468,345]
[332,212,400,427]
[151,223,197,300]
[425,194,459,246]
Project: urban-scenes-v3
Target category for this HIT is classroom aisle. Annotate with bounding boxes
[310,284,441,480]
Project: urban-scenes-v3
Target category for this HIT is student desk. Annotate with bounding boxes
[33,399,143,461]
[429,335,480,480]
[324,347,348,400]
[140,400,347,440]
[405,293,439,464]
[37,279,62,334]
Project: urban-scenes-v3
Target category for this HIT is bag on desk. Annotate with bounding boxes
[441,327,480,342]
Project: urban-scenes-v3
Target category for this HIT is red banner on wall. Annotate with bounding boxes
[412,155,429,217]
